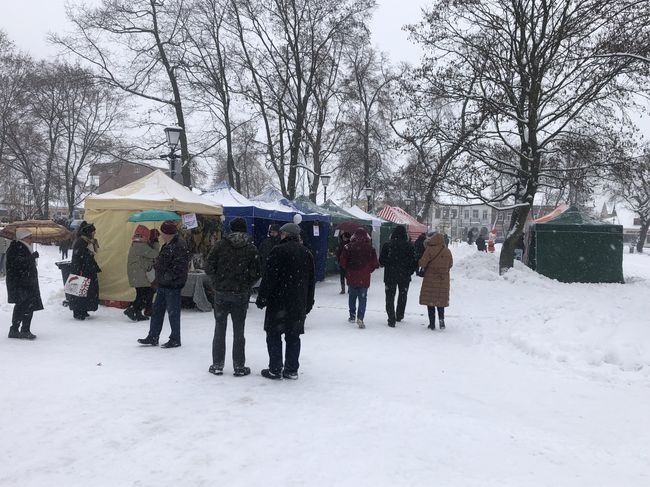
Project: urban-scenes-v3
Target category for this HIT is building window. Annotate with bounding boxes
[464,210,470,219]
[442,208,449,218]
[451,209,458,219]
[472,209,479,219]
[435,208,441,219]
[482,210,488,221]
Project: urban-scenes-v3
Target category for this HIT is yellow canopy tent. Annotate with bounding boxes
[84,170,223,303]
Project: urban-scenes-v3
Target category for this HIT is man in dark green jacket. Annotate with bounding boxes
[205,217,260,377]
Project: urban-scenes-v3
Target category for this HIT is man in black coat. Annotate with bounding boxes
[205,217,261,377]
[257,223,281,278]
[476,234,487,252]
[6,229,43,339]
[256,222,315,380]
[138,220,189,349]
[379,225,417,327]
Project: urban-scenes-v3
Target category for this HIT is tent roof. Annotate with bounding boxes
[293,197,370,226]
[532,204,569,223]
[377,205,427,240]
[345,205,393,227]
[534,205,621,227]
[85,170,222,215]
[202,181,255,208]
[320,200,372,225]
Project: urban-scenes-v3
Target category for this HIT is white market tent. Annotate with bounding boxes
[84,170,223,303]
[345,205,392,252]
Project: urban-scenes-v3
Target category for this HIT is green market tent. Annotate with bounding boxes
[526,205,624,283]
[293,196,372,273]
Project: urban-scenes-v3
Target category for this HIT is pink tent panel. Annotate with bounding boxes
[377,205,427,240]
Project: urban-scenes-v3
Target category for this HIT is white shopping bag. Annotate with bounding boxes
[64,274,91,297]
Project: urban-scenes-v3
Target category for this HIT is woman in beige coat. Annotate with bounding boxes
[418,233,453,330]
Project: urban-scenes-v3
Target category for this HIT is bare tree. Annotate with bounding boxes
[408,0,650,273]
[52,0,195,186]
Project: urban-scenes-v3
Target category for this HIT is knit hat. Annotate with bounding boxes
[230,217,247,233]
[16,228,32,240]
[160,220,178,235]
[279,222,301,236]
[80,222,96,237]
[269,223,281,233]
[132,225,150,241]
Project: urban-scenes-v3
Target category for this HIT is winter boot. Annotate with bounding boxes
[357,318,365,329]
[233,366,251,377]
[137,336,159,346]
[135,312,149,322]
[282,370,299,380]
[348,314,356,323]
[427,323,435,330]
[261,369,282,380]
[160,339,181,349]
[208,364,223,375]
[19,323,36,340]
[439,319,446,330]
[8,324,20,339]
[123,306,138,322]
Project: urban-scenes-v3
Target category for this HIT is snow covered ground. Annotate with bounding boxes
[1,243,649,487]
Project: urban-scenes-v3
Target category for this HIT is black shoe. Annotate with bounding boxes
[8,327,20,339]
[135,313,148,321]
[123,307,137,321]
[348,315,356,323]
[387,320,396,328]
[83,312,90,318]
[261,369,282,380]
[73,313,86,321]
[19,330,37,340]
[233,366,251,377]
[160,339,181,349]
[427,324,435,330]
[282,370,299,380]
[208,364,223,375]
[339,289,345,294]
[137,336,159,346]
[439,320,446,330]
[396,316,403,322]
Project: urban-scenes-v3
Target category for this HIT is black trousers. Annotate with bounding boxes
[427,306,445,325]
[12,301,34,329]
[385,280,409,323]
[339,267,346,290]
[266,331,301,374]
[132,287,155,314]
[212,292,249,369]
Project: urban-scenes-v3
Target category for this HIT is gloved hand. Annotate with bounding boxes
[32,251,39,259]
[255,296,267,309]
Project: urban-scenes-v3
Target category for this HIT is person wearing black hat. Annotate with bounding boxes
[257,223,281,279]
[379,225,417,327]
[205,217,260,376]
[6,229,43,339]
[69,221,101,321]
[138,220,189,348]
[256,222,315,380]
[336,231,352,294]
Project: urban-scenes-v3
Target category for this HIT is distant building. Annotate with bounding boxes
[89,161,160,194]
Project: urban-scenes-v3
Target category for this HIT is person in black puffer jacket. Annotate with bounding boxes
[205,217,260,377]
[69,222,102,321]
[138,220,189,349]
[379,225,417,327]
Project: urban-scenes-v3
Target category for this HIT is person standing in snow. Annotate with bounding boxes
[205,217,260,377]
[475,234,487,252]
[418,233,453,330]
[69,222,101,321]
[6,229,43,339]
[339,228,379,329]
[124,225,160,321]
[256,222,315,380]
[138,220,189,348]
[336,231,351,294]
[413,233,427,262]
[379,225,417,327]
[257,223,281,279]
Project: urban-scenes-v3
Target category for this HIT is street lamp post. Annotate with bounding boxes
[404,196,412,213]
[320,174,331,204]
[162,126,183,181]
[364,187,374,213]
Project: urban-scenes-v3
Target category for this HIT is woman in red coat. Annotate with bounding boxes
[339,228,378,328]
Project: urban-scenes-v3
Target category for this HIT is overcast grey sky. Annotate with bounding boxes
[2,0,428,63]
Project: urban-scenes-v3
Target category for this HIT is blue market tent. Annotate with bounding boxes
[251,188,330,281]
[203,182,330,280]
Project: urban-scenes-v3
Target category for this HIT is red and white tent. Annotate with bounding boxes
[376,205,428,241]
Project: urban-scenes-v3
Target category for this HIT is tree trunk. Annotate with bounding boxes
[499,203,531,274]
[636,220,649,253]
